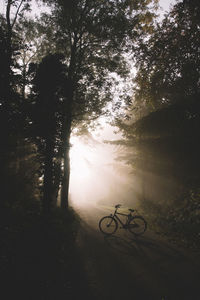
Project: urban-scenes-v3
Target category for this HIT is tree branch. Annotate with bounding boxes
[6,0,12,32]
[11,0,24,29]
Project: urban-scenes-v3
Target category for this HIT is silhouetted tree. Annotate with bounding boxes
[30,54,66,212]
[114,0,200,239]
[40,0,157,208]
[132,0,200,116]
[0,1,34,206]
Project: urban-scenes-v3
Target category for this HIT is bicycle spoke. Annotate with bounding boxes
[128,216,147,235]
[99,216,118,235]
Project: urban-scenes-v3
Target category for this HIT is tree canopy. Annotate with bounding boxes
[113,0,200,243]
[131,0,200,117]
[36,0,158,208]
[1,0,158,211]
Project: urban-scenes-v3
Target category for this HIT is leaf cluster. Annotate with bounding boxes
[132,0,200,115]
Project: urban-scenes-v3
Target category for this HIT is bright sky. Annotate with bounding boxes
[0,0,50,16]
[160,0,177,10]
[0,0,177,17]
[159,0,177,17]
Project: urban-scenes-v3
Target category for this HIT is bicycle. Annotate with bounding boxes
[99,204,147,236]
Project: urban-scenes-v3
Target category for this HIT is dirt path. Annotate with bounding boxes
[73,203,200,300]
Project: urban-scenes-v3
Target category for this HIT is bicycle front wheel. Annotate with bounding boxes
[128,216,147,235]
[99,216,118,235]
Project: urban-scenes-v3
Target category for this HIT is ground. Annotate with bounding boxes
[1,203,200,300]
[74,202,200,300]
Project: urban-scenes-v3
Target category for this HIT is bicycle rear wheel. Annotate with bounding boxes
[99,216,118,235]
[128,216,147,235]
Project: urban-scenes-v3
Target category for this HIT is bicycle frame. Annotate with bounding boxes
[99,205,147,236]
[111,209,132,228]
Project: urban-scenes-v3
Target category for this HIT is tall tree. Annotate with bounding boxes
[131,0,200,117]
[2,0,31,91]
[0,1,40,208]
[40,0,157,208]
[15,15,59,98]
[114,0,200,215]
[30,53,66,212]
[0,0,32,137]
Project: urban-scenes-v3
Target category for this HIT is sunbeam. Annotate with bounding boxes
[69,133,138,208]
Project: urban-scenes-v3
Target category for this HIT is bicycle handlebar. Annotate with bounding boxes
[115,204,121,208]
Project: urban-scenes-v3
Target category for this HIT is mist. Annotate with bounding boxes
[69,126,141,209]
[69,123,182,214]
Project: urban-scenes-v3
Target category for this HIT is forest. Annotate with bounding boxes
[0,0,200,299]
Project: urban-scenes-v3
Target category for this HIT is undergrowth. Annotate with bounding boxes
[138,189,200,250]
[0,203,90,300]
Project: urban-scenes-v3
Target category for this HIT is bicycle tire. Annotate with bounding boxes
[99,216,118,235]
[128,216,147,235]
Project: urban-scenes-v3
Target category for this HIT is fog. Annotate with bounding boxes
[69,123,180,212]
[69,125,140,209]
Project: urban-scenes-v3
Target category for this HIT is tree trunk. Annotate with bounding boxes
[52,156,62,206]
[60,138,71,209]
[138,133,146,202]
[60,75,74,209]
[5,0,12,95]
[43,141,54,213]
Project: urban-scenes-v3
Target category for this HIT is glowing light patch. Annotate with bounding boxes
[70,136,96,180]
[69,136,103,205]
[69,134,136,207]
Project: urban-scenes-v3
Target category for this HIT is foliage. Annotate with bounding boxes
[1,0,159,211]
[131,0,200,118]
[0,136,40,209]
[0,15,24,136]
[140,189,200,249]
[114,0,200,248]
[35,0,158,208]
[0,3,41,210]
[40,0,157,124]
[28,53,67,211]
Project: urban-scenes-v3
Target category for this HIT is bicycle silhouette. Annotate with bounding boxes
[99,204,147,236]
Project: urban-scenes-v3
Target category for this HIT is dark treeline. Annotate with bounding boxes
[0,0,200,295]
[0,0,156,213]
[116,0,200,247]
[0,0,159,297]
[1,0,199,249]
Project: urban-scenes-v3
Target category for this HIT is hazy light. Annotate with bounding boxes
[69,135,112,206]
[70,137,95,180]
[69,129,138,208]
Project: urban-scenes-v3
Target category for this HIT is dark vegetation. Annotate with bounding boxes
[0,0,156,212]
[115,0,200,248]
[0,0,157,298]
[0,204,92,299]
[0,0,199,297]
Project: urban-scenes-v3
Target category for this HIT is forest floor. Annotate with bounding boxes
[74,202,200,300]
[0,206,89,300]
[1,203,200,300]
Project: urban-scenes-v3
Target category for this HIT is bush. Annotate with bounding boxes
[139,189,200,249]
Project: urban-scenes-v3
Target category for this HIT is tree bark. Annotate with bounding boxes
[6,0,12,88]
[43,140,54,213]
[60,137,71,209]
[60,40,76,209]
[60,104,72,209]
[52,156,62,206]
